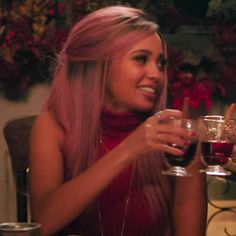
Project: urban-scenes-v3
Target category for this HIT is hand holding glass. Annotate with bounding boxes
[162,118,199,177]
[199,116,236,176]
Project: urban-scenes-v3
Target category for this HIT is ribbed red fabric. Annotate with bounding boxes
[96,107,153,236]
[60,108,159,236]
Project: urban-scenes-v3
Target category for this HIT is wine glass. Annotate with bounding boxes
[199,115,236,176]
[162,117,199,177]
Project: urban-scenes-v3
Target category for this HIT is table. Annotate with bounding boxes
[207,174,236,236]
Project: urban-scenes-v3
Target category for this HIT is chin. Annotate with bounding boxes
[133,104,155,113]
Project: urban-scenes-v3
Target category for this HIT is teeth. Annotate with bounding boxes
[139,87,155,93]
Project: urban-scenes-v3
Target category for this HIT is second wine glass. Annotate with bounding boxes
[199,115,236,176]
[162,117,199,177]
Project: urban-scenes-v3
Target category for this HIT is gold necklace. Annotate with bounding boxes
[98,139,135,236]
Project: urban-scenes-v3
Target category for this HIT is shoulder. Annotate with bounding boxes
[32,111,64,147]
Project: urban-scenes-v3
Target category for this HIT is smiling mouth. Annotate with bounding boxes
[139,86,156,94]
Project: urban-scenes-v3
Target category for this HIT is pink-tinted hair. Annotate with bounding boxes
[44,5,170,233]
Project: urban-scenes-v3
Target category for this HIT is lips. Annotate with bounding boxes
[138,86,156,94]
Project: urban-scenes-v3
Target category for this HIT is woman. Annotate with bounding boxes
[29,5,207,235]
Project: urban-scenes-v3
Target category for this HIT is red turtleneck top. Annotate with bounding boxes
[60,108,172,236]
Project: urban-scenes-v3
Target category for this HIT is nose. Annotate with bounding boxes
[146,62,163,80]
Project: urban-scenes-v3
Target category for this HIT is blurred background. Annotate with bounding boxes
[0,0,235,110]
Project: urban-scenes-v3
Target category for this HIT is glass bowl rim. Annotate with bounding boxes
[200,115,236,122]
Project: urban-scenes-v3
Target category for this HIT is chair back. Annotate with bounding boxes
[3,115,37,222]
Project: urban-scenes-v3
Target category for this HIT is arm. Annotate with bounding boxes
[29,110,189,235]
[29,112,135,235]
[172,147,208,236]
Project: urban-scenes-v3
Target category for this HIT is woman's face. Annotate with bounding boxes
[104,33,166,113]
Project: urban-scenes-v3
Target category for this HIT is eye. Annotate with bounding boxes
[133,54,148,65]
[156,56,168,71]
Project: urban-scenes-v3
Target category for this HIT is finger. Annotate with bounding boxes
[156,109,182,120]
[156,133,162,143]
[157,143,184,156]
[146,119,194,144]
[151,109,182,124]
[155,133,187,148]
[152,122,189,139]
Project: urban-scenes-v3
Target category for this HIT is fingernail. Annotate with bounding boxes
[177,149,185,155]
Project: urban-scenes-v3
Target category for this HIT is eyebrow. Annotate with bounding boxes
[130,49,165,57]
[130,49,151,55]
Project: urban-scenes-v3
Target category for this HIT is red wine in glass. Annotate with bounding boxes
[165,142,198,167]
[199,115,236,176]
[162,117,199,177]
[201,141,233,166]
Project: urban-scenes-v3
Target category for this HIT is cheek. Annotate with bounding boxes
[108,60,144,96]
[108,77,126,97]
